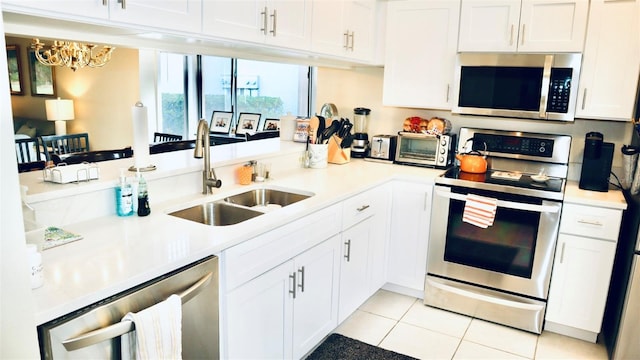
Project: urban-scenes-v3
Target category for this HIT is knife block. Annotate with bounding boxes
[328,135,351,164]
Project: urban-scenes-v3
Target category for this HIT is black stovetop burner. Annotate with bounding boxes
[442,167,564,193]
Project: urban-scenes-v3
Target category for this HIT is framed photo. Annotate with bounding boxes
[209,110,233,134]
[235,112,262,135]
[6,45,23,95]
[28,50,56,97]
[262,118,280,131]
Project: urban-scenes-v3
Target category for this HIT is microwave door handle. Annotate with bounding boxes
[61,271,213,351]
[435,190,560,214]
[538,55,554,118]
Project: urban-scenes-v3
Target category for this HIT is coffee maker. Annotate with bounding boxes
[579,131,614,192]
[351,107,370,158]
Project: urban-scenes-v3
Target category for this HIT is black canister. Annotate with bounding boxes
[584,132,604,159]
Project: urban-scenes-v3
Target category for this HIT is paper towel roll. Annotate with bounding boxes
[131,102,153,171]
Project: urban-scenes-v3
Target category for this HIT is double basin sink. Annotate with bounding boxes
[168,187,314,226]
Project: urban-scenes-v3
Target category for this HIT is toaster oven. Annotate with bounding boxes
[394,132,456,168]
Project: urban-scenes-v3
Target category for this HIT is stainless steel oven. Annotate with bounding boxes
[424,128,571,334]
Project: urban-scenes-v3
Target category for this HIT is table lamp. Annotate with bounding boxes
[45,98,75,135]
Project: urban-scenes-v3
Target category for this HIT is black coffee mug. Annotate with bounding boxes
[584,132,603,159]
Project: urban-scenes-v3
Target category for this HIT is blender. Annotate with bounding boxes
[351,107,371,158]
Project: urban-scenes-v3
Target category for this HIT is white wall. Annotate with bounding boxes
[0,8,40,358]
[316,66,634,180]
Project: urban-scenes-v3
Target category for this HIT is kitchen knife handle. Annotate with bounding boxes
[298,266,305,292]
[344,239,352,262]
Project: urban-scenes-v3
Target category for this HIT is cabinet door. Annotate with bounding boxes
[387,181,433,292]
[344,0,376,61]
[311,0,348,57]
[2,0,109,19]
[225,260,294,359]
[517,0,588,52]
[109,0,202,33]
[546,234,616,333]
[202,0,266,43]
[575,0,640,121]
[292,236,340,359]
[458,0,521,52]
[338,218,372,323]
[383,0,460,109]
[265,0,312,50]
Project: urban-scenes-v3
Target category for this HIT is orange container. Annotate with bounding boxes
[237,165,253,185]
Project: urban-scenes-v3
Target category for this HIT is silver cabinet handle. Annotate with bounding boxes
[270,9,277,36]
[298,266,305,293]
[559,242,566,264]
[117,0,125,9]
[343,31,349,49]
[348,31,354,50]
[446,84,450,103]
[62,271,213,351]
[356,204,370,212]
[103,0,108,6]
[289,272,297,299]
[261,7,268,35]
[521,24,526,45]
[577,219,603,226]
[509,24,514,46]
[581,89,587,110]
[344,239,352,262]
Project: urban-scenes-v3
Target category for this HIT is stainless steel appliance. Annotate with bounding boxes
[425,128,572,334]
[394,132,455,169]
[366,134,397,163]
[579,131,614,192]
[38,256,219,359]
[351,107,371,158]
[452,53,582,121]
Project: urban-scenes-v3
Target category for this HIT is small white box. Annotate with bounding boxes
[44,163,100,184]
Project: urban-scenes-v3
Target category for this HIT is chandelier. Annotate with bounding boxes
[31,38,115,72]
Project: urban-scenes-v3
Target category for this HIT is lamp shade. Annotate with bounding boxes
[45,98,75,121]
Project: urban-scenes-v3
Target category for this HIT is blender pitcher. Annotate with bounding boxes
[351,107,371,158]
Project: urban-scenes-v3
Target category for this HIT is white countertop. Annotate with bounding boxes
[26,158,628,325]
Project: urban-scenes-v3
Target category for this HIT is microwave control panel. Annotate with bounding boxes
[547,68,573,113]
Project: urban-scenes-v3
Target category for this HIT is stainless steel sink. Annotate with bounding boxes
[168,187,314,226]
[168,201,263,226]
[222,188,312,209]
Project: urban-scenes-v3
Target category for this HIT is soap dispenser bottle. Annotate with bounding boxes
[116,170,134,216]
[137,171,150,217]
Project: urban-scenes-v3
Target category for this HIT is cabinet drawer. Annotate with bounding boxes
[560,203,622,241]
[224,203,343,290]
[342,185,390,230]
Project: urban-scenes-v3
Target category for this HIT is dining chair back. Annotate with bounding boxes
[41,133,90,161]
[153,132,183,143]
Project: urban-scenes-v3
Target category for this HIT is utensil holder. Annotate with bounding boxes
[308,143,328,168]
[328,135,351,164]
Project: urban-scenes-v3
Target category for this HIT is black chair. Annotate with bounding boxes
[149,140,196,154]
[41,133,90,161]
[153,132,183,143]
[245,130,280,142]
[15,137,42,163]
[54,147,133,165]
[18,161,46,173]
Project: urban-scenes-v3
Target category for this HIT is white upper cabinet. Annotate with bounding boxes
[458,0,589,52]
[2,0,109,20]
[202,0,312,50]
[311,0,376,62]
[109,0,202,33]
[383,0,460,109]
[575,0,640,121]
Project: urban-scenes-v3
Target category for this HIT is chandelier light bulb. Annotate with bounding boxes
[31,38,115,72]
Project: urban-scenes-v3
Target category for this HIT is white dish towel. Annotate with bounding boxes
[463,194,498,228]
[121,294,182,360]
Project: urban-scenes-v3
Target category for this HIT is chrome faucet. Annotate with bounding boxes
[194,118,222,194]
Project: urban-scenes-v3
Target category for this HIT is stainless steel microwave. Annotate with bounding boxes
[452,53,582,121]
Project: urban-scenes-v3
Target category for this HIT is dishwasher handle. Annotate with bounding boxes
[62,271,213,352]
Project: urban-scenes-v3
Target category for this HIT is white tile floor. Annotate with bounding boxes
[334,290,609,360]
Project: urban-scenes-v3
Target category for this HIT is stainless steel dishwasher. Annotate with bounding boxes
[38,256,219,359]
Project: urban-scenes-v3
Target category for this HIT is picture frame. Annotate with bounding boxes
[28,50,56,97]
[262,118,280,131]
[6,45,23,95]
[235,112,262,135]
[209,110,233,134]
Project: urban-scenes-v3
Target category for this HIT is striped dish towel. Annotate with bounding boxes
[122,294,182,360]
[462,194,497,228]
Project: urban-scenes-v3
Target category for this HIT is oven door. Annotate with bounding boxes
[428,184,562,300]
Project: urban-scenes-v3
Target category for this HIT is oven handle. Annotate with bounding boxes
[61,271,213,351]
[435,190,561,213]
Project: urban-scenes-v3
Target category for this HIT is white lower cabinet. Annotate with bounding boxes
[338,217,373,323]
[226,236,341,359]
[387,181,433,294]
[545,203,623,342]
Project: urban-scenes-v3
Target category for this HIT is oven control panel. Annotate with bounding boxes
[473,134,554,157]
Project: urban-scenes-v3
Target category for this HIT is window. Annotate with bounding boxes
[159,53,312,139]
